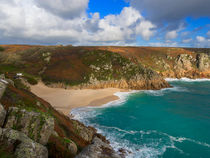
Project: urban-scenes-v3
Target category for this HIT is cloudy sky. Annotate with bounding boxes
[0,0,210,47]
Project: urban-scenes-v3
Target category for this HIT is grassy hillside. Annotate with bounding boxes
[0,81,97,158]
[0,45,209,88]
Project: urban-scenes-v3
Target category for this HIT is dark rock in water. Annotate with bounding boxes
[0,127,48,158]
[76,136,121,158]
[4,107,54,145]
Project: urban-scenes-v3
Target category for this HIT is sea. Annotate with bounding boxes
[71,78,210,158]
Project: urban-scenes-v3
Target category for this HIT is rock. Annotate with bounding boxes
[197,53,210,71]
[0,127,48,158]
[0,81,7,99]
[76,136,121,158]
[5,79,15,86]
[4,107,54,145]
[0,74,5,80]
[0,104,6,127]
[15,140,48,158]
[67,140,78,156]
[175,54,193,71]
[71,119,95,143]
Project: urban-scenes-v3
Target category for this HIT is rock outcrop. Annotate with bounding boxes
[76,136,121,158]
[0,103,6,127]
[157,53,210,78]
[67,139,78,156]
[4,107,54,145]
[0,81,7,99]
[71,119,95,143]
[0,127,48,158]
[197,53,210,71]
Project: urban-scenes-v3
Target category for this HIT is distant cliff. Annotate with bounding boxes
[94,47,210,79]
[0,45,172,90]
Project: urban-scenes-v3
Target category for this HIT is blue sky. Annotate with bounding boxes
[88,0,129,17]
[0,0,209,47]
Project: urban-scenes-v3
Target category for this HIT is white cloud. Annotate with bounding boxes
[149,41,177,47]
[165,30,177,40]
[207,31,210,37]
[182,38,192,43]
[196,36,206,42]
[136,20,156,40]
[35,0,89,19]
[0,1,156,45]
[196,36,210,47]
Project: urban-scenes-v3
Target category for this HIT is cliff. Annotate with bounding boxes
[98,47,210,79]
[0,75,122,158]
[0,45,210,157]
[0,45,170,90]
[0,45,209,92]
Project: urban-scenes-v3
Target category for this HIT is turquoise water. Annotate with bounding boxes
[72,79,210,158]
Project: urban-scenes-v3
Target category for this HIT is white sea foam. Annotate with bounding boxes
[71,91,142,126]
[70,80,210,157]
[143,86,188,96]
[165,78,210,82]
[88,124,210,158]
[95,127,187,158]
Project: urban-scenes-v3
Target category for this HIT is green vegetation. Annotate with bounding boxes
[0,65,20,74]
[23,73,38,85]
[0,148,14,158]
[82,50,146,81]
[0,46,5,51]
[64,137,72,144]
[14,79,29,90]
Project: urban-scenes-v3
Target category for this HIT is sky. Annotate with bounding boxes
[0,0,210,47]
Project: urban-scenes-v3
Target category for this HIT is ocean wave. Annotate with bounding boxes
[93,126,187,158]
[165,78,210,82]
[86,124,210,158]
[70,90,139,121]
[144,86,188,96]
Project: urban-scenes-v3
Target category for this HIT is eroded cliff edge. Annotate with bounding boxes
[0,75,123,158]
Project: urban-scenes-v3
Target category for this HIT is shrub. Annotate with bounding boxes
[0,46,5,52]
[25,76,38,85]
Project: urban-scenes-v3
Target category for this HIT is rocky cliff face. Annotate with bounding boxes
[97,47,210,79]
[42,49,170,90]
[0,80,50,157]
[197,53,210,72]
[0,75,123,158]
[161,53,210,78]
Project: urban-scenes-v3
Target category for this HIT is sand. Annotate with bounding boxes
[30,82,125,116]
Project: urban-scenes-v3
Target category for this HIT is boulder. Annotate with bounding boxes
[0,127,48,158]
[4,107,54,145]
[0,104,6,127]
[76,136,121,158]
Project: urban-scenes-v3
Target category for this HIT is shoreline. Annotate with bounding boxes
[30,82,128,116]
[30,78,210,116]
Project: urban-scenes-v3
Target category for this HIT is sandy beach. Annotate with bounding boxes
[30,82,125,116]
